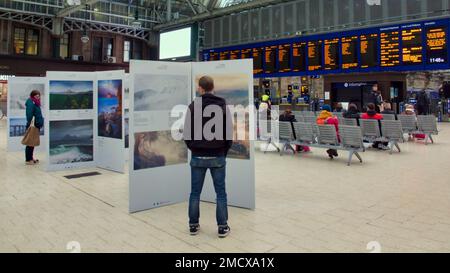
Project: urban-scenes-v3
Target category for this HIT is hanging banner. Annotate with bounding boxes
[97,70,125,173]
[45,72,97,171]
[7,77,46,152]
[129,60,192,213]
[191,59,256,210]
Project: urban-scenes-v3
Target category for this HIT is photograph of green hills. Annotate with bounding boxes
[49,80,93,110]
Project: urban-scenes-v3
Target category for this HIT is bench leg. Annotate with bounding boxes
[355,152,362,163]
[347,151,354,166]
[394,142,401,153]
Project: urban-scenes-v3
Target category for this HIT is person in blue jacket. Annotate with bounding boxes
[25,90,44,165]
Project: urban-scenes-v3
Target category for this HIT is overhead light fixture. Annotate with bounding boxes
[81,4,89,44]
[131,1,141,29]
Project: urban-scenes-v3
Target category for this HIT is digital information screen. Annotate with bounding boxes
[341,36,358,69]
[324,38,340,70]
[264,46,277,73]
[209,52,219,61]
[220,51,230,60]
[308,40,323,71]
[253,47,263,74]
[427,26,448,65]
[278,44,291,73]
[241,48,252,60]
[402,28,423,65]
[292,42,307,72]
[230,50,240,60]
[381,30,400,67]
[360,34,378,68]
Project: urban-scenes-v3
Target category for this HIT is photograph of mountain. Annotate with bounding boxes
[9,118,44,137]
[194,74,250,160]
[134,130,187,170]
[49,81,93,110]
[49,119,94,164]
[134,74,188,112]
[9,83,45,111]
[98,79,122,139]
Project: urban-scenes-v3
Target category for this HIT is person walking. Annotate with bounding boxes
[25,90,44,165]
[184,76,233,238]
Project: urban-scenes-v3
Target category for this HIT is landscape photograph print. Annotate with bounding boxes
[9,118,44,137]
[194,73,250,160]
[98,79,122,139]
[134,130,187,170]
[9,83,45,111]
[134,74,189,112]
[49,80,93,110]
[49,119,94,164]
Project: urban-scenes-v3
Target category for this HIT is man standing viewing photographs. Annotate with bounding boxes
[183,76,233,238]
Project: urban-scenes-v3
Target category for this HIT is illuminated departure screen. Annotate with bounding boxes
[402,28,423,65]
[253,47,263,74]
[308,40,323,71]
[278,44,291,73]
[264,46,277,73]
[209,52,219,61]
[220,51,230,60]
[360,34,378,68]
[292,42,307,72]
[342,36,358,69]
[241,48,252,59]
[324,38,339,70]
[380,30,400,67]
[230,50,240,60]
[427,26,448,65]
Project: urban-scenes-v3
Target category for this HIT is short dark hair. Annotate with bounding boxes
[367,103,376,111]
[348,103,358,111]
[199,76,214,92]
[30,90,41,97]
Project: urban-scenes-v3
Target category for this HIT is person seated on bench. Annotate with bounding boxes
[317,104,339,159]
[343,103,360,124]
[381,102,396,118]
[361,103,389,150]
[279,109,310,153]
[402,104,425,141]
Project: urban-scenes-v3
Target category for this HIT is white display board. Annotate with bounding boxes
[192,59,255,210]
[96,70,125,173]
[129,59,255,213]
[7,77,47,152]
[45,72,98,172]
[129,60,192,213]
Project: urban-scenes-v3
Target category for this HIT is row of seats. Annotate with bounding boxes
[260,115,439,166]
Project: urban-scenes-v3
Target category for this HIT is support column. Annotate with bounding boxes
[167,0,172,22]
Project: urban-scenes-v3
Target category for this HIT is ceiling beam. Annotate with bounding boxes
[185,0,198,15]
[57,0,100,18]
[154,0,291,31]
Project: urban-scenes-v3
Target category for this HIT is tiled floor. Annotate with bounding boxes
[1,118,450,253]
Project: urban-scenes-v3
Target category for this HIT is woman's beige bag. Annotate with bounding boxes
[21,117,40,147]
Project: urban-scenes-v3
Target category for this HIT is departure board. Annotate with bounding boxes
[264,46,277,73]
[220,51,230,60]
[360,34,378,68]
[402,28,423,65]
[341,36,358,69]
[308,40,323,71]
[380,30,400,67]
[209,52,219,61]
[241,48,252,59]
[278,44,291,73]
[253,47,263,74]
[427,26,448,65]
[230,50,240,60]
[324,38,340,70]
[292,42,307,72]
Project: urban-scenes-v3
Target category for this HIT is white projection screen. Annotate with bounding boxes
[159,27,192,60]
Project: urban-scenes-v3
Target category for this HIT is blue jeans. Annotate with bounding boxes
[189,156,228,227]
